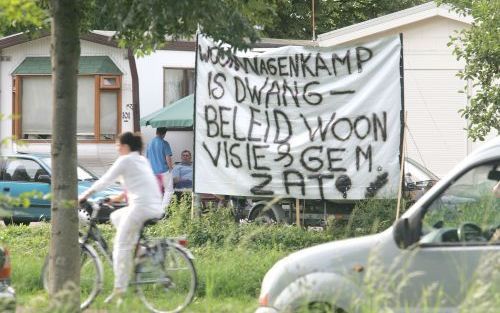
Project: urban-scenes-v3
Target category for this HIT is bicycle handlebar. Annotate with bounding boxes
[80,198,113,221]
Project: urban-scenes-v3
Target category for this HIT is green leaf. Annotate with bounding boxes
[22,197,30,208]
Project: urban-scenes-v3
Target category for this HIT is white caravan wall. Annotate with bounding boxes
[136,49,195,163]
[136,49,195,116]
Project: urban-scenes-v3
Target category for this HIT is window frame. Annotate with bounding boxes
[163,67,195,107]
[12,74,122,143]
[99,75,121,89]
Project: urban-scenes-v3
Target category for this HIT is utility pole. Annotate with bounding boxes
[312,0,316,40]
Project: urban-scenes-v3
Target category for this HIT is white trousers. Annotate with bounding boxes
[162,171,174,209]
[110,205,163,290]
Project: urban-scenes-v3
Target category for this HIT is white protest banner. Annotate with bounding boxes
[194,35,403,200]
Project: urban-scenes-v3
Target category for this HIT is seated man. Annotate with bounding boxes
[172,150,193,189]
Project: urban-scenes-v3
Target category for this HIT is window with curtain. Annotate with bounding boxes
[21,77,53,137]
[77,77,96,139]
[100,92,118,140]
[17,75,120,141]
[163,68,195,106]
[21,76,96,139]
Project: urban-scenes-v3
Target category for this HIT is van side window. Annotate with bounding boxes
[420,162,500,245]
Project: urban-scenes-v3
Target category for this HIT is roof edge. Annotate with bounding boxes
[158,37,316,51]
[0,30,120,50]
[1,30,315,52]
[0,30,50,50]
[317,1,472,43]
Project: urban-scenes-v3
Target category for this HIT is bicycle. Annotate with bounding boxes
[41,199,197,313]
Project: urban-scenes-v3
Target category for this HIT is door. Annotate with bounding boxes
[400,161,499,311]
[0,157,51,222]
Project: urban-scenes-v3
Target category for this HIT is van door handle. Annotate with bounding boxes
[3,187,10,192]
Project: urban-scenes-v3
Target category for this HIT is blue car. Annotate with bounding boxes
[0,153,123,225]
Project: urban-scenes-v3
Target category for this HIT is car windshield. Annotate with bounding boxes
[41,158,97,181]
[406,158,439,182]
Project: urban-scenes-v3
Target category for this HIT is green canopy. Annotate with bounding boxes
[140,94,194,129]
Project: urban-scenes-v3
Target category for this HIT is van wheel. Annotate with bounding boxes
[255,210,277,224]
[250,205,277,224]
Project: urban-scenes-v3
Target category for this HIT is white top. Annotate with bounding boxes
[82,151,162,210]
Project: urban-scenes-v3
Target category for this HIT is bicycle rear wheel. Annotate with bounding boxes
[135,245,197,313]
[42,243,103,310]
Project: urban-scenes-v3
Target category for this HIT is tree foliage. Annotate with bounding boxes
[441,0,500,141]
[0,0,47,35]
[1,0,279,51]
[261,0,427,40]
[92,0,278,52]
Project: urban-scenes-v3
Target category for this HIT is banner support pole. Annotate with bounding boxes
[295,198,301,227]
[396,111,407,220]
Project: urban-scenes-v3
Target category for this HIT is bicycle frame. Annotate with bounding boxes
[80,201,114,266]
[71,199,198,312]
[79,201,190,267]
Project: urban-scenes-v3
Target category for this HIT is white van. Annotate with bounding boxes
[256,137,500,313]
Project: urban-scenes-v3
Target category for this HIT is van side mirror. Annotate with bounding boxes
[487,169,500,181]
[37,174,51,184]
[394,218,413,248]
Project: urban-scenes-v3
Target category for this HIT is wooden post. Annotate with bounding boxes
[191,192,195,219]
[396,112,408,220]
[295,198,301,227]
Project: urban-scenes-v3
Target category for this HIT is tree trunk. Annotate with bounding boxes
[128,48,141,132]
[49,0,81,310]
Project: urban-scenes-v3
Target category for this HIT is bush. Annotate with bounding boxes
[144,195,411,251]
[326,198,411,239]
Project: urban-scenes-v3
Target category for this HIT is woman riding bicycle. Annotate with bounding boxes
[79,132,164,305]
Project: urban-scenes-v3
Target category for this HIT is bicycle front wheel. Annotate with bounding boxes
[135,245,197,313]
[41,243,103,310]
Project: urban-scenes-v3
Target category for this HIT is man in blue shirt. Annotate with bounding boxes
[172,150,193,189]
[146,127,173,194]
